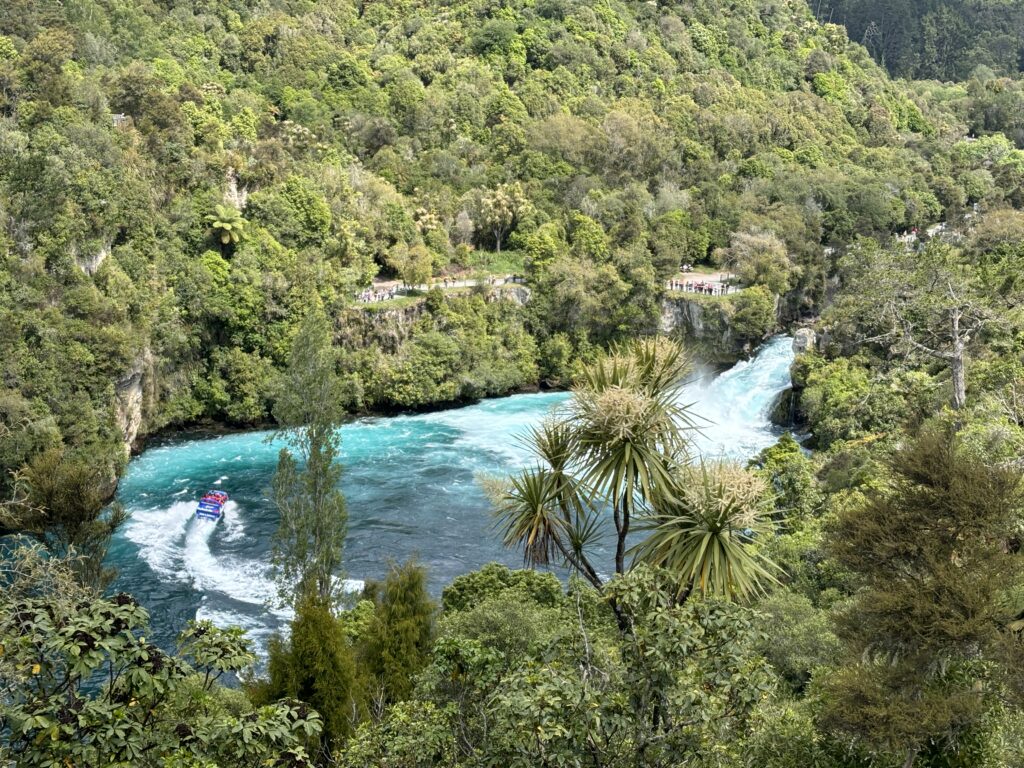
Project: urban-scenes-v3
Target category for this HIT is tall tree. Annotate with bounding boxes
[831,239,1010,410]
[359,560,436,713]
[270,306,350,607]
[493,338,784,623]
[7,448,126,590]
[818,422,1024,767]
[261,595,361,765]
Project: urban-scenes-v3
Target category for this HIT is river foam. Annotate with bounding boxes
[109,336,794,654]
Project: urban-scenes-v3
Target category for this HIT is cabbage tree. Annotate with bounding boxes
[494,337,696,594]
[632,461,780,601]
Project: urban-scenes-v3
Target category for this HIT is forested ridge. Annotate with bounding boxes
[2,0,1024,766]
[815,0,1024,80]
[5,0,1023,487]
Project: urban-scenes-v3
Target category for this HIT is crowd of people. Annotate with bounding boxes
[666,278,733,296]
[357,287,397,303]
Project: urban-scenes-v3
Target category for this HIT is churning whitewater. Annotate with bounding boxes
[107,336,795,652]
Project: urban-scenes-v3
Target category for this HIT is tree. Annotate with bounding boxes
[817,422,1024,767]
[0,543,321,768]
[476,183,531,254]
[386,242,433,289]
[16,448,126,591]
[261,595,361,764]
[494,338,697,626]
[359,561,436,712]
[347,565,774,768]
[632,460,780,601]
[270,306,350,607]
[715,228,799,295]
[205,204,248,252]
[831,239,1009,410]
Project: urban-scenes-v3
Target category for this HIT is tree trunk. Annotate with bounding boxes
[902,747,917,768]
[614,500,628,575]
[950,343,966,411]
[950,306,966,410]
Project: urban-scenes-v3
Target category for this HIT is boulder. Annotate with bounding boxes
[792,327,817,354]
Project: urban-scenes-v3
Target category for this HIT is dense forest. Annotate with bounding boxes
[815,0,1024,80]
[2,0,1024,765]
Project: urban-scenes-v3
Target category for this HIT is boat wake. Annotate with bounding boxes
[114,336,793,657]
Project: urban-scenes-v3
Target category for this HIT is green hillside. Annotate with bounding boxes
[3,1,1024,767]
[816,0,1024,80]
[3,0,1019,488]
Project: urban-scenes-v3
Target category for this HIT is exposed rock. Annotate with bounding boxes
[769,387,795,427]
[224,167,248,210]
[490,284,531,305]
[792,327,817,354]
[114,349,154,456]
[660,293,779,363]
[77,243,111,276]
[338,303,426,353]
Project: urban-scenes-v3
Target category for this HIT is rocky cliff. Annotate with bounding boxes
[113,348,156,456]
[660,288,781,363]
[336,301,427,353]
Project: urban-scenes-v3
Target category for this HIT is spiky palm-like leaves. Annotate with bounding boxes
[494,421,603,587]
[633,461,780,601]
[569,337,696,573]
[493,338,700,598]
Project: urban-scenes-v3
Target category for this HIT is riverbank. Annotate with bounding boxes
[107,337,795,655]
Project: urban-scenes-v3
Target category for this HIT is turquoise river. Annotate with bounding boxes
[107,335,795,652]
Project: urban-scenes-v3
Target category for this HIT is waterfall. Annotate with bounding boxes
[109,336,794,652]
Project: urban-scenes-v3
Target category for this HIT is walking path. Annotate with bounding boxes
[356,274,525,303]
[357,268,742,304]
[665,270,741,297]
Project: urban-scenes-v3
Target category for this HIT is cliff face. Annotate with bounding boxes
[113,348,155,456]
[337,302,427,353]
[660,297,733,347]
[659,290,781,363]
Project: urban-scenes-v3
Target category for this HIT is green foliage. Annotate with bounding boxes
[751,433,825,528]
[247,176,332,249]
[359,561,436,708]
[259,595,359,763]
[0,544,321,768]
[348,565,774,768]
[270,306,350,607]
[633,460,781,601]
[365,294,538,408]
[16,448,127,590]
[494,337,696,606]
[797,354,927,448]
[817,423,1024,764]
[205,204,248,248]
[340,700,457,768]
[757,589,841,693]
[441,562,563,612]
[816,1,1024,80]
[729,285,778,344]
[716,229,800,295]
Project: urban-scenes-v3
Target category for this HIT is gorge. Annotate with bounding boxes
[106,335,795,653]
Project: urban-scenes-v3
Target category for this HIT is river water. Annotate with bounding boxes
[107,336,794,651]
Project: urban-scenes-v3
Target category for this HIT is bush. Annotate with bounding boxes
[441,563,563,613]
